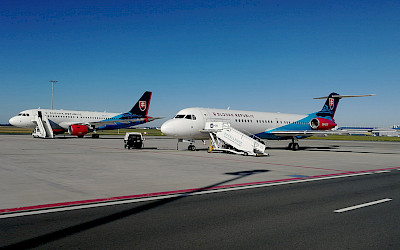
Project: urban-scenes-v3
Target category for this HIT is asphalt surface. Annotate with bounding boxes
[1,134,400,210]
[1,170,399,249]
[1,134,400,249]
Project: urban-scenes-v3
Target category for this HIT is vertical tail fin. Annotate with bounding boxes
[130,91,152,116]
[315,92,341,118]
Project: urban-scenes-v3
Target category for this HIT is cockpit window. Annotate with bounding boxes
[174,114,196,120]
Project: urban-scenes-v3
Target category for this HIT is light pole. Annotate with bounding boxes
[49,80,58,109]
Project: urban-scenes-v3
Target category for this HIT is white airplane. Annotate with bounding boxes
[9,91,160,138]
[161,92,375,150]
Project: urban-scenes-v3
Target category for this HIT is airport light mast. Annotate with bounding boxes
[49,80,58,110]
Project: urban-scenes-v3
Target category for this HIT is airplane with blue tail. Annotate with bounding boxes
[9,91,161,138]
[161,93,374,150]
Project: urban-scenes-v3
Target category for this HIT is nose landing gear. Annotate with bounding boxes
[176,139,197,151]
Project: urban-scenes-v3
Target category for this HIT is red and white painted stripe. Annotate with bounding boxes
[0,167,399,219]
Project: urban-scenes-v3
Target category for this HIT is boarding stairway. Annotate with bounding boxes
[32,111,54,138]
[203,122,267,156]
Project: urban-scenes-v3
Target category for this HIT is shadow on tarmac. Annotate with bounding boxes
[266,145,340,151]
[3,169,270,249]
[266,145,396,154]
[305,148,398,155]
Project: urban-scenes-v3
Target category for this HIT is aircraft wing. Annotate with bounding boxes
[89,117,163,127]
[59,117,163,129]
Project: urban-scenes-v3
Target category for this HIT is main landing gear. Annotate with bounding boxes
[288,137,300,151]
[188,144,196,151]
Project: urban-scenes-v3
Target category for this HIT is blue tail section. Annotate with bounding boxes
[129,91,152,116]
[316,92,340,118]
[98,91,153,130]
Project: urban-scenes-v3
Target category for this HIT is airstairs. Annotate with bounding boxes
[32,111,54,138]
[203,122,268,156]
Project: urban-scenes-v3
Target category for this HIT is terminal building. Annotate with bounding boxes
[338,126,400,137]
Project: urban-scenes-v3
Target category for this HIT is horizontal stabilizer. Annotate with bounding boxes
[314,94,375,99]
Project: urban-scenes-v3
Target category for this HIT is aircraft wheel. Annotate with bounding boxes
[293,143,299,151]
[288,143,293,150]
[243,152,249,156]
[188,145,196,151]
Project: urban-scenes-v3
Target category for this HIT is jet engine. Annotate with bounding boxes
[310,118,337,130]
[68,125,90,137]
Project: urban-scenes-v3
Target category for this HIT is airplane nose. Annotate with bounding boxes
[161,120,174,136]
[9,116,17,126]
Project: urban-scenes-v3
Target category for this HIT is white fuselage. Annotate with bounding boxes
[161,107,308,139]
[9,109,120,129]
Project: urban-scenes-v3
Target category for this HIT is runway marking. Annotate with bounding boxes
[334,198,392,213]
[0,172,374,219]
[2,168,398,219]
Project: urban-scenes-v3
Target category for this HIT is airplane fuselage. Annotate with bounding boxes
[9,109,119,129]
[8,91,157,138]
[8,108,149,132]
[161,107,319,140]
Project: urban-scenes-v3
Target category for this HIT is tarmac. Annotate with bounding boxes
[1,134,399,210]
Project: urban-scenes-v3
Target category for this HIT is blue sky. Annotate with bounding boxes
[1,0,399,127]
